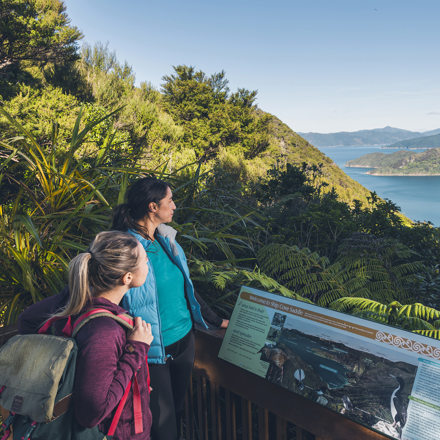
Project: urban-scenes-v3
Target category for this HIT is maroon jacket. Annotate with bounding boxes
[18,289,152,440]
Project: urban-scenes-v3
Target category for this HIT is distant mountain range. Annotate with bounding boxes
[298,126,440,147]
[384,133,440,150]
[345,148,440,176]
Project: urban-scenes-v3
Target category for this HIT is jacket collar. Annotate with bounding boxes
[90,297,128,315]
[128,225,179,257]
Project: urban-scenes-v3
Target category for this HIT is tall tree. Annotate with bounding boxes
[161,65,273,160]
[0,0,82,74]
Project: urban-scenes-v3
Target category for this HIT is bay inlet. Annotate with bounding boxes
[318,145,440,226]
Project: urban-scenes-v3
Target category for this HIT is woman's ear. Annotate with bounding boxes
[148,201,157,213]
[121,272,133,286]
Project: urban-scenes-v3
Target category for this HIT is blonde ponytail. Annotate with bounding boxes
[63,253,93,316]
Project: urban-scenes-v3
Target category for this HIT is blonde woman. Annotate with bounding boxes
[18,231,153,440]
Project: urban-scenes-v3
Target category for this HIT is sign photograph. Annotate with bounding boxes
[218,287,440,440]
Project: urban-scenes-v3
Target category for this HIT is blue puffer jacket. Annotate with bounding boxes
[122,224,209,364]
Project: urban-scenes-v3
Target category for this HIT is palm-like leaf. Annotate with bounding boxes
[0,106,129,323]
[329,297,440,338]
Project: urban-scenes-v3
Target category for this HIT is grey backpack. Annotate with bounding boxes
[0,309,135,440]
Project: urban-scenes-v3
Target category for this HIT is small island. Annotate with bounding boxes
[345,148,440,175]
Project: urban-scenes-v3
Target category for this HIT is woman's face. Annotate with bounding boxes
[130,243,149,287]
[153,187,176,225]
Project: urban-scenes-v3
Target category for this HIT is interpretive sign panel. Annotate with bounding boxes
[218,286,440,440]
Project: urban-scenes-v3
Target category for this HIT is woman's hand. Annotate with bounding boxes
[128,317,154,345]
[220,319,229,328]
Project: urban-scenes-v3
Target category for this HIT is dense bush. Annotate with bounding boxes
[1,4,440,335]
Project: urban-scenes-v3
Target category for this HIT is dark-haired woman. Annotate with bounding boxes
[112,177,228,440]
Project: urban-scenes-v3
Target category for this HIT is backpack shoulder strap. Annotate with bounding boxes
[71,309,134,339]
[71,309,143,435]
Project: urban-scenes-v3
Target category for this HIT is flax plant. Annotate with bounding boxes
[0,105,129,324]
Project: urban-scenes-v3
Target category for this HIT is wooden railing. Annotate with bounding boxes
[184,328,390,440]
[0,324,390,440]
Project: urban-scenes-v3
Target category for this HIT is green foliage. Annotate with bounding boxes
[346,150,414,168]
[256,162,320,205]
[0,104,131,323]
[0,104,278,324]
[367,148,440,176]
[161,65,273,159]
[416,264,440,309]
[0,0,82,91]
[77,41,135,105]
[336,233,423,303]
[352,191,404,236]
[0,83,80,151]
[253,162,416,259]
[81,103,131,161]
[254,161,356,258]
[258,233,424,307]
[329,297,440,336]
[75,43,183,161]
[190,259,309,316]
[268,115,374,206]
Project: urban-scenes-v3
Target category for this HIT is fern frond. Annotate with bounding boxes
[400,316,435,331]
[397,303,440,320]
[329,297,388,315]
[413,330,440,339]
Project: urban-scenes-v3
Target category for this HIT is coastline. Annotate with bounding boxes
[345,165,378,168]
[366,172,440,176]
[380,147,427,150]
[346,164,440,175]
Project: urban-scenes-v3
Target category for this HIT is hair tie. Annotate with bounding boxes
[86,248,94,259]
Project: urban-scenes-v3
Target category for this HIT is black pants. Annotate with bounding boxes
[149,329,195,440]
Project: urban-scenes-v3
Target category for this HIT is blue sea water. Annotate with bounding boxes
[280,334,349,389]
[317,146,440,226]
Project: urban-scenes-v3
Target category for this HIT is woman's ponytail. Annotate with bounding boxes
[64,253,93,316]
[111,203,134,233]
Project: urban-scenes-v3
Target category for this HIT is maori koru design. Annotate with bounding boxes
[375,331,440,360]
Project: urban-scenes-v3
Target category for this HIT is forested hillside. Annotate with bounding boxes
[346,151,414,168]
[346,149,440,176]
[270,117,374,204]
[2,0,440,339]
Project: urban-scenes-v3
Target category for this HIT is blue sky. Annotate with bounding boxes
[64,0,440,134]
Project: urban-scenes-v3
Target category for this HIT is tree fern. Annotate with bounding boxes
[330,297,440,337]
[257,243,366,305]
[189,258,311,316]
[337,233,423,302]
[258,234,424,308]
